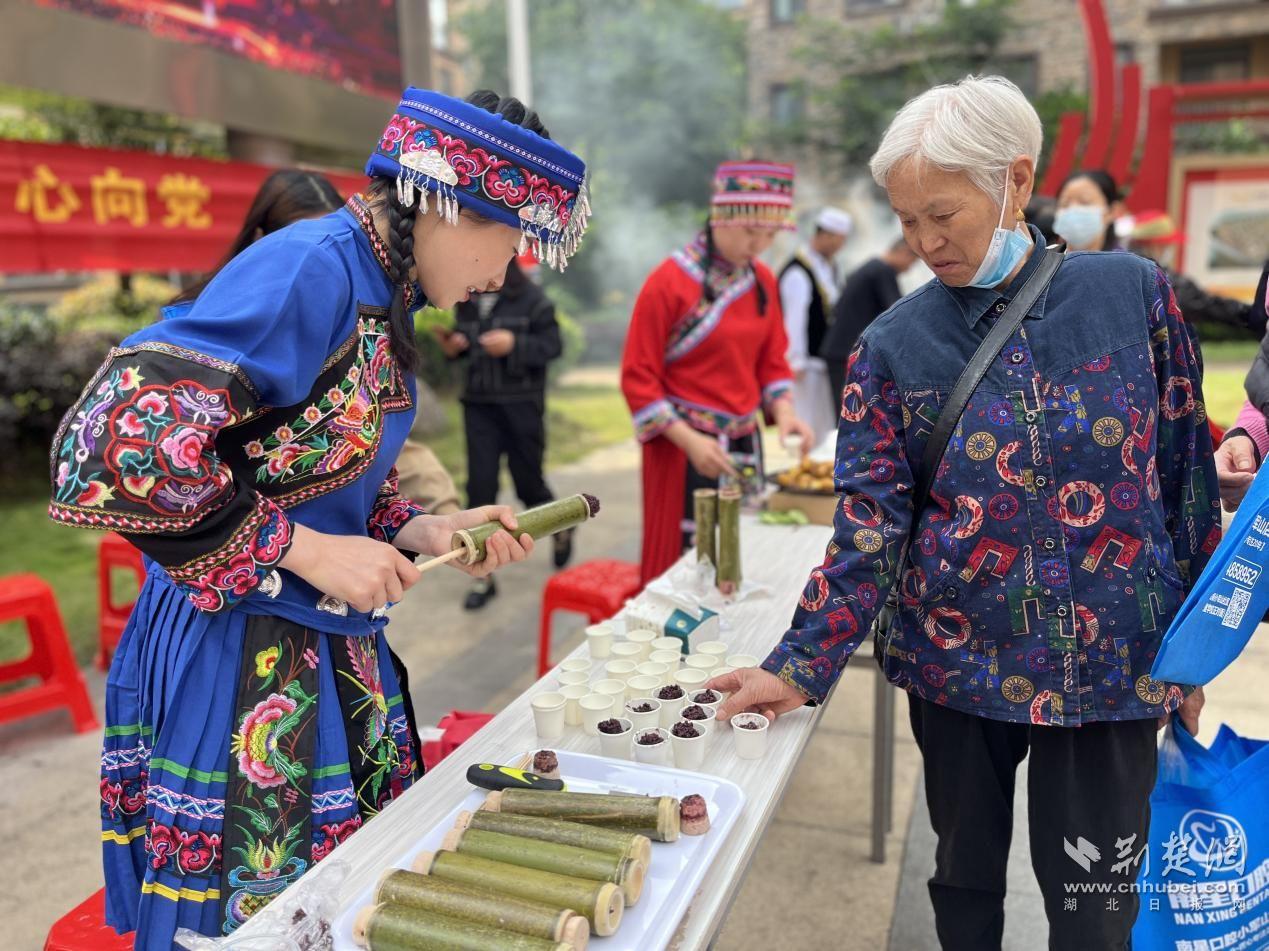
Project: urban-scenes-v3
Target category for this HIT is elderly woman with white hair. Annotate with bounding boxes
[708,76,1216,950]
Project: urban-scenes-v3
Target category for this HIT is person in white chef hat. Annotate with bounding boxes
[778,206,854,446]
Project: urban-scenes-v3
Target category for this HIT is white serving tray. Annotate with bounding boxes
[331,748,745,951]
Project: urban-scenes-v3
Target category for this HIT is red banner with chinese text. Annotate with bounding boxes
[0,139,367,273]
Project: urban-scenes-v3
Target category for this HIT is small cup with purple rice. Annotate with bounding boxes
[624,696,662,732]
[678,702,714,740]
[669,719,708,770]
[688,689,722,721]
[596,716,633,760]
[632,727,672,766]
[655,684,687,729]
[731,712,770,759]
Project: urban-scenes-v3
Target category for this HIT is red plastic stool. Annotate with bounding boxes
[0,573,98,734]
[537,559,642,676]
[420,710,495,771]
[44,887,133,950]
[98,533,145,670]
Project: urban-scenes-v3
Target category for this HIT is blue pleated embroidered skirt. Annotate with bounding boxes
[99,567,419,949]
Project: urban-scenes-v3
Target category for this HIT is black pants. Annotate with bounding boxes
[463,400,554,509]
[908,694,1158,951]
[827,358,847,417]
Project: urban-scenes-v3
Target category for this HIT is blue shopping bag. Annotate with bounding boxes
[1132,719,1269,951]
[1152,463,1269,685]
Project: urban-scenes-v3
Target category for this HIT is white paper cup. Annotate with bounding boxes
[560,684,590,727]
[711,665,735,684]
[624,696,662,732]
[531,692,567,740]
[732,712,770,759]
[580,693,616,735]
[649,649,682,670]
[604,660,638,684]
[584,623,614,659]
[557,669,590,689]
[610,642,643,663]
[678,702,715,739]
[687,689,723,720]
[655,685,688,727]
[632,727,672,765]
[626,673,662,702]
[651,636,684,656]
[597,717,633,759]
[560,657,592,674]
[625,629,657,661]
[684,654,720,674]
[636,661,670,687]
[609,615,629,637]
[593,679,627,710]
[695,640,730,659]
[674,668,710,692]
[670,720,708,770]
[725,653,759,669]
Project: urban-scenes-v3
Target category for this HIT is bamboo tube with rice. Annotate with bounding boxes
[693,488,717,566]
[441,826,645,905]
[484,788,680,843]
[373,869,587,949]
[352,902,573,951]
[414,850,624,936]
[716,487,742,594]
[458,809,652,870]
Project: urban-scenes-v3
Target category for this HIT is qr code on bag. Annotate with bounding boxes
[1223,586,1251,629]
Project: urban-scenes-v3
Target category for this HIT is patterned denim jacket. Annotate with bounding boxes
[761,235,1220,726]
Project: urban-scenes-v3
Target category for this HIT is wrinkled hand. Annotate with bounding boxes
[1215,435,1257,512]
[1160,685,1204,736]
[685,432,737,480]
[705,668,810,722]
[417,506,534,578]
[479,329,515,358]
[280,523,420,612]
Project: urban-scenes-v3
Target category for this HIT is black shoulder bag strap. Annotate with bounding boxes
[872,246,1064,650]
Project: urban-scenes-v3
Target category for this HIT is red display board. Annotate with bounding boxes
[1,139,366,273]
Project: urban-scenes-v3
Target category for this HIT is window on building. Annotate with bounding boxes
[771,0,806,25]
[993,55,1039,99]
[846,0,903,11]
[1178,42,1252,84]
[1115,43,1135,67]
[770,83,806,125]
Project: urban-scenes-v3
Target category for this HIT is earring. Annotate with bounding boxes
[1016,208,1026,223]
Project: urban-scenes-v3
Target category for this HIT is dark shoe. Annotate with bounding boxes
[464,577,497,611]
[553,528,575,569]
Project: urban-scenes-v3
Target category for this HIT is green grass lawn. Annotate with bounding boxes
[0,382,634,669]
[1200,339,1257,429]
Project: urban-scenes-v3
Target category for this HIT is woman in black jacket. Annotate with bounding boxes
[434,259,569,608]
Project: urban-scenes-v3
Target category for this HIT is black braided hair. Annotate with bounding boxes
[371,89,552,376]
[699,220,767,316]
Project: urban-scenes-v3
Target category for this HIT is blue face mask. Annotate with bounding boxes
[1054,204,1106,249]
[966,177,1032,289]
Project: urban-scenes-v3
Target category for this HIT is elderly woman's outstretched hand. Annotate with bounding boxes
[706,668,811,723]
[1215,434,1257,511]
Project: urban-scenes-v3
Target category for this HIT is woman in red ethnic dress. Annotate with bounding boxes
[622,161,814,584]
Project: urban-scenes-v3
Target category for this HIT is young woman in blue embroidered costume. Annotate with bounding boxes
[621,161,815,586]
[49,88,589,947]
[709,77,1213,949]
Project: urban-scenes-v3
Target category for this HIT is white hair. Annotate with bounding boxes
[869,75,1043,197]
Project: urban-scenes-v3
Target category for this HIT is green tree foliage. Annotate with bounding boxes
[458,0,748,309]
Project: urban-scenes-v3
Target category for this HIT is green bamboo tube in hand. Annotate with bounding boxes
[373,869,586,948]
[443,827,645,906]
[459,809,652,870]
[352,902,572,951]
[486,788,680,843]
[716,487,742,594]
[451,494,600,566]
[414,850,624,937]
[693,488,718,566]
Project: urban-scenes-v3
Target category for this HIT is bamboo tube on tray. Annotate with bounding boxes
[485,788,680,843]
[414,850,624,937]
[693,488,718,566]
[716,487,742,594]
[450,494,600,566]
[442,827,645,906]
[374,869,587,949]
[458,809,652,871]
[353,902,573,951]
